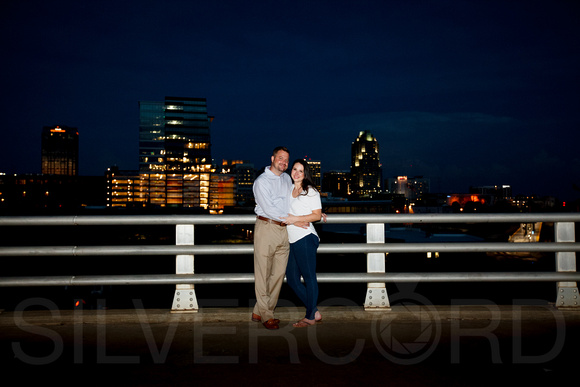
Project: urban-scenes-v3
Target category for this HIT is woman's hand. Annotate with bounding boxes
[281,214,300,225]
[280,214,310,228]
[281,209,322,229]
[281,214,310,229]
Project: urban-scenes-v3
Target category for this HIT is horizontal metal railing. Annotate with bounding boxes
[1,213,579,310]
[1,242,580,256]
[1,212,580,226]
[2,272,580,287]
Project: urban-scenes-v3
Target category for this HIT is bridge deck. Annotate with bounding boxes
[1,305,579,386]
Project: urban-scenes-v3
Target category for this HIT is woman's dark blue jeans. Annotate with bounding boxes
[285,233,319,320]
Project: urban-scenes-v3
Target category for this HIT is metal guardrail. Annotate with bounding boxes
[1,212,580,225]
[0,213,579,311]
[2,242,580,256]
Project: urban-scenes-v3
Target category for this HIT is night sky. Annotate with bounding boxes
[1,0,579,201]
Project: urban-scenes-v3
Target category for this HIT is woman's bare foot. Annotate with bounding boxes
[315,310,322,322]
[293,318,315,328]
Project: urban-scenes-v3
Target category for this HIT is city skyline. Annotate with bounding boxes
[1,99,576,203]
[1,1,579,201]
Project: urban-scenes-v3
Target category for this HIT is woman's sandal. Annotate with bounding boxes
[293,318,316,328]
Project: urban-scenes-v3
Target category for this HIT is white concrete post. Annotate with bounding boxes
[171,224,198,313]
[364,223,390,310]
[555,222,579,308]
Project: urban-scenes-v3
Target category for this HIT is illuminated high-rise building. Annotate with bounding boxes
[139,96,212,173]
[41,125,79,176]
[387,176,430,200]
[305,159,321,191]
[350,130,382,195]
[107,97,215,208]
[220,160,256,206]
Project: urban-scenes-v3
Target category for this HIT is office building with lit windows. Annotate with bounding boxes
[305,159,321,191]
[322,170,349,198]
[350,130,382,196]
[220,160,256,207]
[107,97,216,209]
[139,97,212,173]
[387,176,430,200]
[41,125,79,176]
[0,125,103,210]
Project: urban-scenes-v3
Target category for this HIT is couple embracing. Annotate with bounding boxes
[252,146,323,330]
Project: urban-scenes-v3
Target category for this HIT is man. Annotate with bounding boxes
[252,146,293,330]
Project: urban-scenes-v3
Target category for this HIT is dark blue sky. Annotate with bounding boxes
[1,0,579,201]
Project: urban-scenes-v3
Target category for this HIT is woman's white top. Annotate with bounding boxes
[286,185,322,243]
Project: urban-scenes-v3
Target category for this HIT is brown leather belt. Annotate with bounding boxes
[256,216,286,227]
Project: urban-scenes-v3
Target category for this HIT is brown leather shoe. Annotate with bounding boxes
[262,318,280,330]
[252,313,279,324]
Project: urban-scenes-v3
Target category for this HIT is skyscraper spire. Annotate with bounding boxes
[350,130,382,196]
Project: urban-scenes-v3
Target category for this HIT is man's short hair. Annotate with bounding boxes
[272,146,289,156]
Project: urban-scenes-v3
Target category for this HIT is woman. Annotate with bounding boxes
[282,159,323,327]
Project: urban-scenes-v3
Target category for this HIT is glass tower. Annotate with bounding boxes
[138,97,213,208]
[139,97,212,172]
[138,101,166,172]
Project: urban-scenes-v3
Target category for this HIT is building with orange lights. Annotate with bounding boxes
[110,97,216,209]
[41,125,79,176]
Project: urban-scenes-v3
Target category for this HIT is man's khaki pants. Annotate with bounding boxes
[253,219,290,321]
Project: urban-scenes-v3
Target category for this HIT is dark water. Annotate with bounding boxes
[0,222,559,311]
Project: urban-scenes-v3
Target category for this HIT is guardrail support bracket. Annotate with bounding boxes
[555,222,578,309]
[172,225,198,313]
[364,223,390,311]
